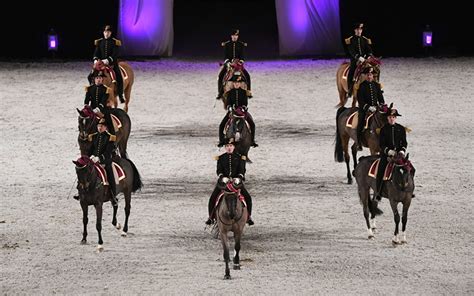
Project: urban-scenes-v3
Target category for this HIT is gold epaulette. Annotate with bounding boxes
[113,38,122,46]
[106,131,116,141]
[213,155,220,160]
[94,38,103,46]
[379,83,384,89]
[344,36,353,45]
[405,127,412,133]
[105,86,111,94]
[221,41,229,47]
[376,128,381,135]
[241,155,247,160]
[88,132,97,142]
[85,85,90,92]
[363,36,372,45]
[246,90,252,97]
[242,42,248,47]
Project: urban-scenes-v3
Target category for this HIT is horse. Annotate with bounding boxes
[216,179,248,279]
[72,155,142,251]
[334,104,389,184]
[91,60,135,112]
[336,56,382,108]
[354,153,415,244]
[225,107,252,161]
[77,105,131,158]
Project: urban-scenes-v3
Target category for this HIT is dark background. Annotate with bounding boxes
[1,0,466,60]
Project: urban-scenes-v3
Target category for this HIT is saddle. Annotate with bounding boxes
[368,158,395,181]
[94,161,126,185]
[346,111,374,129]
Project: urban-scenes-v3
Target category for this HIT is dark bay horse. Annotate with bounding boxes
[336,56,382,108]
[92,60,135,112]
[335,104,389,184]
[216,179,248,279]
[354,154,415,244]
[77,105,131,158]
[225,108,252,161]
[72,155,142,251]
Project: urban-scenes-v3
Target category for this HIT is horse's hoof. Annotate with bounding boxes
[224,275,231,280]
[97,245,104,252]
[352,170,355,177]
[121,231,127,237]
[115,223,121,230]
[233,264,240,270]
[80,240,87,245]
[348,179,353,185]
[392,238,401,245]
[368,235,375,240]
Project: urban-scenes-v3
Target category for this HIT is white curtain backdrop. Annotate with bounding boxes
[118,0,174,56]
[275,0,343,56]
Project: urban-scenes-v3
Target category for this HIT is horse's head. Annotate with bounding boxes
[229,59,244,71]
[77,106,97,142]
[223,180,242,220]
[72,155,96,195]
[391,153,415,192]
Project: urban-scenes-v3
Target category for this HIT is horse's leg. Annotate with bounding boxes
[233,230,241,270]
[342,134,352,184]
[221,230,231,279]
[122,191,131,236]
[401,199,412,244]
[124,82,132,113]
[112,203,120,230]
[81,202,88,244]
[360,187,374,239]
[351,142,358,172]
[95,203,104,251]
[390,199,401,245]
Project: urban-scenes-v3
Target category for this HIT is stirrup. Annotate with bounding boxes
[205,218,214,225]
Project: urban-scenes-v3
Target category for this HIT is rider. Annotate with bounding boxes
[217,29,252,99]
[84,71,115,137]
[345,22,373,97]
[356,67,384,150]
[87,118,119,205]
[90,25,124,103]
[218,74,258,148]
[206,138,254,226]
[375,107,407,200]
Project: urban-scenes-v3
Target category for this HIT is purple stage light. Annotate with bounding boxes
[423,26,432,47]
[48,29,58,51]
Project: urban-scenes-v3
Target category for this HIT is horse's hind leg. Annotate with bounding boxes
[351,143,358,172]
[221,230,231,279]
[233,231,241,270]
[360,188,374,239]
[95,203,104,251]
[342,134,352,184]
[112,203,120,230]
[401,199,411,244]
[390,200,401,245]
[122,191,131,236]
[124,83,132,113]
[81,202,88,244]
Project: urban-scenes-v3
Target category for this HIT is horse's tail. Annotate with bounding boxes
[125,159,143,192]
[334,106,346,162]
[368,197,384,216]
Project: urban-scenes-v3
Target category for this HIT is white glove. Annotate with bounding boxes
[387,150,396,157]
[368,106,376,112]
[233,178,241,185]
[358,56,366,63]
[90,155,99,163]
[227,106,233,112]
[399,150,406,157]
[93,107,101,113]
[101,59,109,65]
[221,177,230,184]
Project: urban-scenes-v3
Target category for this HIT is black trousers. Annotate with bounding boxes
[357,109,366,145]
[376,155,388,196]
[347,60,357,92]
[208,184,252,218]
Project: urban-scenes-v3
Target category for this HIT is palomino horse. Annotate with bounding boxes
[336,56,382,108]
[77,105,131,158]
[216,179,248,279]
[354,154,415,244]
[225,107,252,161]
[92,60,135,112]
[72,155,142,251]
[335,104,389,184]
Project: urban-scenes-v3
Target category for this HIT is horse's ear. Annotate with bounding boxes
[77,108,83,116]
[389,102,393,108]
[72,160,78,166]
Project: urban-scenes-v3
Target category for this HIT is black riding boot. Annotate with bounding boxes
[247,116,258,147]
[243,69,251,92]
[356,111,365,150]
[375,157,387,201]
[114,65,124,103]
[206,186,221,225]
[347,61,356,96]
[218,115,229,147]
[241,187,254,225]
[105,163,118,205]
[104,110,116,137]
[217,68,226,99]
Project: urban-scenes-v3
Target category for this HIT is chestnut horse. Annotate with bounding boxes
[92,60,134,112]
[219,59,249,107]
[336,56,382,108]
